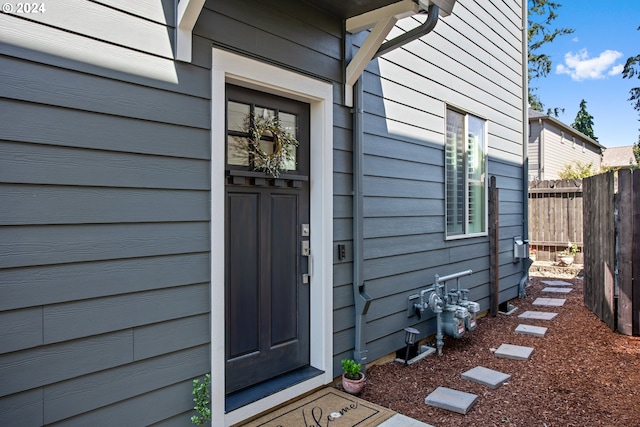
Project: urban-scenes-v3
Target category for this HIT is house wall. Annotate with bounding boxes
[538,122,602,180]
[0,0,525,425]
[0,1,213,425]
[342,0,525,364]
[529,120,543,180]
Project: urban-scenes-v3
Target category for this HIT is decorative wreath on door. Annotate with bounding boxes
[247,113,299,178]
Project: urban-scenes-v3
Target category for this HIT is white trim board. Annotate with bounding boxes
[211,48,334,426]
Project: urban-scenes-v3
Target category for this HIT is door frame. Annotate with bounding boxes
[211,48,334,426]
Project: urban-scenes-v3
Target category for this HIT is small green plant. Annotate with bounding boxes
[191,374,211,426]
[558,161,594,179]
[341,359,362,380]
[560,242,579,256]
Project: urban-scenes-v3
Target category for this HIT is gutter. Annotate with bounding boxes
[374,4,440,58]
[351,4,441,366]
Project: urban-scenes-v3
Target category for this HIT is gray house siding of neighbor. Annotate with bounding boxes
[0,0,527,425]
[528,109,604,181]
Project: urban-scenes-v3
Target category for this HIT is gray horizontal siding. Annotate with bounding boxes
[0,222,209,269]
[0,142,209,189]
[2,0,350,424]
[43,346,208,424]
[0,389,43,426]
[1,186,209,225]
[0,254,209,311]
[43,284,209,344]
[0,56,209,129]
[14,0,175,58]
[195,5,342,82]
[0,308,43,353]
[0,100,210,159]
[347,0,525,366]
[0,331,133,398]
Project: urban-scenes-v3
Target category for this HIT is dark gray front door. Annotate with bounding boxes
[224,84,310,394]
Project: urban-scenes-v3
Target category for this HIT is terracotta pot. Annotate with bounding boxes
[558,255,574,266]
[341,373,365,394]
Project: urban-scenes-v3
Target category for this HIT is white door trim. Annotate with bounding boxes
[211,48,334,426]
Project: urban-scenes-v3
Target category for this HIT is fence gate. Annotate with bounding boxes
[528,179,583,262]
[583,170,640,335]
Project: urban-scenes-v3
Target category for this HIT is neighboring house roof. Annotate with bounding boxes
[528,109,605,152]
[602,146,638,168]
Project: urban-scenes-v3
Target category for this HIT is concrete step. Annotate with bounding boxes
[542,280,574,287]
[542,287,572,294]
[515,324,548,337]
[518,310,558,320]
[461,366,511,389]
[424,387,478,415]
[494,344,535,361]
[533,297,566,307]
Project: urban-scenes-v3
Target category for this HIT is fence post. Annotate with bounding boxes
[489,176,499,316]
[617,169,633,335]
[633,172,640,335]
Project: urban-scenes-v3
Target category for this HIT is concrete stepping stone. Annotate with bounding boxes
[533,297,566,307]
[494,344,535,361]
[518,311,558,320]
[461,366,511,389]
[515,324,547,337]
[542,280,573,287]
[424,387,478,415]
[542,287,572,294]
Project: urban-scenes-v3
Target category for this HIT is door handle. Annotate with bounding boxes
[303,254,313,284]
[302,240,312,284]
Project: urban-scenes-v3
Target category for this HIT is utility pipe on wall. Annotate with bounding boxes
[519,3,532,298]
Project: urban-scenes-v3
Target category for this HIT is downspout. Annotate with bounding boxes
[351,4,441,366]
[352,77,371,366]
[519,2,532,298]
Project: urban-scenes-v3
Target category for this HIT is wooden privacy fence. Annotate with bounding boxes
[528,179,583,263]
[583,170,640,335]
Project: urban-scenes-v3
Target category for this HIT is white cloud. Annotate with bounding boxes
[556,48,624,81]
[608,64,624,76]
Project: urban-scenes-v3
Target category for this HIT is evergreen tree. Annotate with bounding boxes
[528,0,574,111]
[571,99,598,141]
[622,25,639,150]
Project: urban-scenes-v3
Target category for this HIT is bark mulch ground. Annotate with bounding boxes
[357,276,640,427]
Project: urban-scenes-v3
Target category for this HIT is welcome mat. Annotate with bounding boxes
[240,388,395,427]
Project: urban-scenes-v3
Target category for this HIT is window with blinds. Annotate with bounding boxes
[445,107,487,238]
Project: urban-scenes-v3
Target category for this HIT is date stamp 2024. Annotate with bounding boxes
[2,2,46,14]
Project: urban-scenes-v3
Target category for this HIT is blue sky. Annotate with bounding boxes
[531,0,639,147]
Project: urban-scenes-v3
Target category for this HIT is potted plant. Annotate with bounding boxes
[341,358,365,394]
[558,242,579,266]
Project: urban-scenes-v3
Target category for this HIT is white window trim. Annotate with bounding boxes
[444,105,489,240]
[211,48,334,426]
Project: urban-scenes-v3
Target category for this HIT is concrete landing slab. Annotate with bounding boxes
[494,344,534,360]
[515,324,548,337]
[533,297,566,307]
[461,366,511,389]
[542,280,573,287]
[518,311,558,320]
[542,287,572,294]
[378,414,435,427]
[424,387,478,415]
